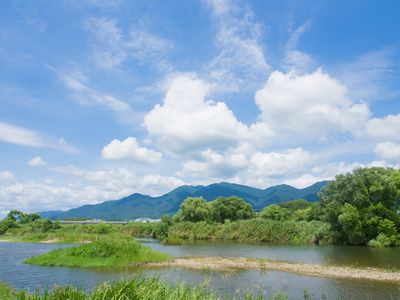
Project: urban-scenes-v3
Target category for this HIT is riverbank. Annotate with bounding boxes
[146,256,400,283]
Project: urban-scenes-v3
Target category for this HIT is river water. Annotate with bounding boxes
[0,240,399,299]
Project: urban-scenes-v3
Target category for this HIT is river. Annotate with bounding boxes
[0,240,399,299]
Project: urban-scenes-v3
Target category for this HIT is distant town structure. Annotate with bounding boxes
[58,218,161,225]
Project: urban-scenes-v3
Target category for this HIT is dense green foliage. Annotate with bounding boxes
[210,196,255,223]
[23,240,170,268]
[162,237,185,245]
[168,219,329,243]
[176,197,211,222]
[175,196,255,223]
[0,274,269,299]
[318,167,400,246]
[0,211,60,235]
[260,204,292,221]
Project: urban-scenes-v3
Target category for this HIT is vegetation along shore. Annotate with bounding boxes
[0,167,400,298]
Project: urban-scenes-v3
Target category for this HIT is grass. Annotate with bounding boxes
[23,240,171,268]
[169,219,330,243]
[1,223,137,244]
[162,237,185,245]
[0,275,272,300]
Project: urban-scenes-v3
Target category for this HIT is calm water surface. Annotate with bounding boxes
[1,240,399,299]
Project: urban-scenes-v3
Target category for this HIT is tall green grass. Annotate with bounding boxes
[2,223,137,244]
[169,219,330,243]
[120,222,158,237]
[23,240,170,268]
[0,275,271,299]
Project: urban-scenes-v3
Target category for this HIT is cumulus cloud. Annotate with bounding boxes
[102,137,162,164]
[143,75,274,156]
[255,69,371,136]
[249,147,314,178]
[179,149,248,178]
[364,114,400,141]
[283,174,326,189]
[0,171,16,184]
[28,156,47,167]
[0,167,186,219]
[374,142,400,161]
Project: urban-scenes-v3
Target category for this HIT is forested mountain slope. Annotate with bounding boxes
[39,181,328,220]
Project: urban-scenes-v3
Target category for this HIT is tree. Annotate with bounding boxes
[20,213,41,224]
[176,197,210,222]
[278,199,311,212]
[260,204,292,221]
[7,210,24,221]
[210,196,255,223]
[318,167,400,245]
[0,217,20,234]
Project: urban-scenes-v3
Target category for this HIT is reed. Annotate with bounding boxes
[169,219,329,243]
[0,275,273,299]
[162,237,185,245]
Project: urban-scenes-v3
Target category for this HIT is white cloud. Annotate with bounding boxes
[0,167,187,219]
[0,122,45,147]
[255,69,371,136]
[85,0,123,8]
[364,114,400,141]
[334,48,398,102]
[50,164,86,176]
[0,122,78,152]
[85,18,126,70]
[102,137,162,164]
[143,75,274,156]
[28,156,47,167]
[179,149,248,178]
[249,147,314,179]
[374,142,400,161]
[284,19,316,72]
[204,0,269,92]
[58,72,131,112]
[0,171,16,184]
[283,174,326,189]
[85,17,173,71]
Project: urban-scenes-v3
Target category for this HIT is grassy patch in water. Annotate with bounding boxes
[23,240,170,268]
[162,237,185,245]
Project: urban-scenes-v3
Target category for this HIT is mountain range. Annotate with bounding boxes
[38,181,328,220]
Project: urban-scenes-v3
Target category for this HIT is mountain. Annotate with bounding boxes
[39,181,328,220]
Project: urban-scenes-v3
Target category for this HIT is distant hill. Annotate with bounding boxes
[39,181,328,220]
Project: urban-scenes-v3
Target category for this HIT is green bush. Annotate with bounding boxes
[162,237,185,245]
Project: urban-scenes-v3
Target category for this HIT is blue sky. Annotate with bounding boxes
[1,0,400,218]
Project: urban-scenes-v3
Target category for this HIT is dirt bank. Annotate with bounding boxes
[146,257,400,283]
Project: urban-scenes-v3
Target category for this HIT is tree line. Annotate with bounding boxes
[160,167,400,246]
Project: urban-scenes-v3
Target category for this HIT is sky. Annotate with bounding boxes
[1,0,400,219]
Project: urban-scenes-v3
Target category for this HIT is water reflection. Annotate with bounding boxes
[1,240,399,299]
[138,238,400,269]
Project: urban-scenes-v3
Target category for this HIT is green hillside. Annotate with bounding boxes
[40,181,328,220]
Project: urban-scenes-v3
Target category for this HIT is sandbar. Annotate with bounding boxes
[146,257,400,283]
